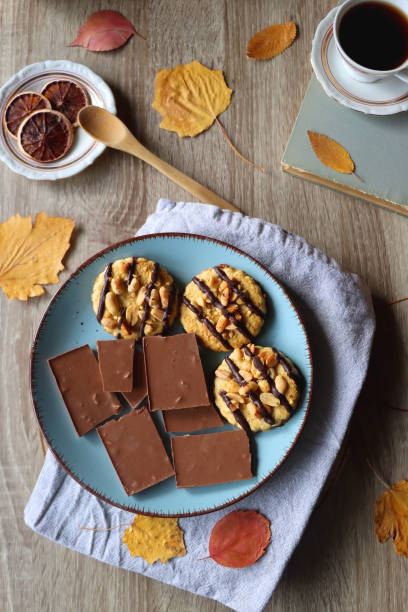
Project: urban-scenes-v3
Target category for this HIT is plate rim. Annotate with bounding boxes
[30,232,313,517]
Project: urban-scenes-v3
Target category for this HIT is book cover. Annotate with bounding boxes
[282,76,408,217]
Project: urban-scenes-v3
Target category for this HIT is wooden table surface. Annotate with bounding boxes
[1,1,407,610]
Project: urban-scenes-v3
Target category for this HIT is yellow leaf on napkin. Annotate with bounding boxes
[123,515,186,564]
[0,212,74,300]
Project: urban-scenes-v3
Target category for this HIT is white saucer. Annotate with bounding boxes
[0,60,116,180]
[311,7,408,115]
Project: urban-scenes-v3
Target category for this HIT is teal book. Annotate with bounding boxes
[282,76,408,217]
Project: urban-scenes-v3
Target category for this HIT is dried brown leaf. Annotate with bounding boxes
[247,22,297,60]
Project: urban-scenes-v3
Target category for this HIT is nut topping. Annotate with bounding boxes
[258,379,270,393]
[128,277,140,294]
[215,368,231,380]
[220,287,230,306]
[136,287,146,305]
[275,375,287,394]
[159,285,169,308]
[111,277,126,295]
[149,287,160,307]
[239,381,258,395]
[105,291,120,316]
[101,316,116,330]
[150,307,164,321]
[126,304,140,327]
[260,392,278,407]
[227,392,244,404]
[266,352,278,367]
[216,315,228,333]
[239,369,253,382]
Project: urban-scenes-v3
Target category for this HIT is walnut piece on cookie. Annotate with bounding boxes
[213,344,301,433]
[180,264,266,352]
[91,257,178,340]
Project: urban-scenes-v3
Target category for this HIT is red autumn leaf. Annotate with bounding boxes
[208,510,271,568]
[70,10,144,52]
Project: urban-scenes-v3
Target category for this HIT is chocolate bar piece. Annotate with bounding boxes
[143,333,209,412]
[171,430,252,488]
[122,350,147,408]
[162,404,223,433]
[98,408,174,495]
[48,344,122,436]
[96,339,135,392]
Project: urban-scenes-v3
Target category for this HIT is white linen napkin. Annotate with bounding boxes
[25,200,375,612]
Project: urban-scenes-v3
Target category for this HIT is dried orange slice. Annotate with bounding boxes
[41,79,89,126]
[17,109,74,163]
[4,91,51,138]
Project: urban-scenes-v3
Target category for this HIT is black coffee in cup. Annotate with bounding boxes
[339,1,408,70]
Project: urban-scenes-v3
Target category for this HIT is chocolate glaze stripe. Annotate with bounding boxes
[192,276,253,341]
[225,357,275,425]
[139,262,160,339]
[126,256,137,285]
[97,263,113,322]
[182,296,232,350]
[220,390,251,436]
[213,266,265,318]
[243,346,292,414]
[162,282,176,333]
[273,347,301,387]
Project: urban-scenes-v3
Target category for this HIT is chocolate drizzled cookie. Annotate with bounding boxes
[180,264,266,351]
[214,344,301,432]
[91,257,178,340]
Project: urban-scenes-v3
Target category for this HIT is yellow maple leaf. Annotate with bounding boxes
[374,480,408,558]
[307,131,355,174]
[247,22,297,60]
[0,212,74,301]
[123,515,186,563]
[152,60,232,138]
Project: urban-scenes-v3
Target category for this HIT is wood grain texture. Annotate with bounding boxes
[0,1,407,611]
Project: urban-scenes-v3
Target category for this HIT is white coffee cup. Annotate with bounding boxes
[333,0,408,83]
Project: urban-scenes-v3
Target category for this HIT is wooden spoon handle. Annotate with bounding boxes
[125,138,240,212]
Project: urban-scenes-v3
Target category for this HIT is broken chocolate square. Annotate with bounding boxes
[121,349,147,408]
[162,404,223,433]
[98,408,174,495]
[143,333,209,412]
[96,338,135,392]
[48,344,122,436]
[171,430,252,488]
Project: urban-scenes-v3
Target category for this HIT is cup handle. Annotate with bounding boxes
[395,69,408,84]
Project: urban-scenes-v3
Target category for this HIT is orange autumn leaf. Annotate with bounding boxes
[208,510,271,568]
[307,131,355,174]
[247,22,297,60]
[152,60,232,138]
[0,212,74,301]
[123,515,186,564]
[374,480,408,558]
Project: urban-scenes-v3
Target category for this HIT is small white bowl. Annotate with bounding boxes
[0,60,116,180]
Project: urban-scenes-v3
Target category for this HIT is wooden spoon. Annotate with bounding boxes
[78,106,239,212]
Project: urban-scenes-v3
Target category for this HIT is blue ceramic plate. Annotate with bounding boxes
[31,233,312,516]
